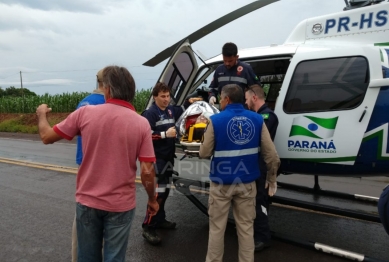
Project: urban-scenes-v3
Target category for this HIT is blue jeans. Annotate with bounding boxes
[76,202,135,262]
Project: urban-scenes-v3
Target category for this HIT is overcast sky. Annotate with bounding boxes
[0,0,346,95]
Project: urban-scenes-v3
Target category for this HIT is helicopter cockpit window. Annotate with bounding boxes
[284,56,369,113]
[164,52,194,104]
[188,65,215,94]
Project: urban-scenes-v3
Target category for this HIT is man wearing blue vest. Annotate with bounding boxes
[200,84,280,262]
[75,69,106,165]
[72,69,106,262]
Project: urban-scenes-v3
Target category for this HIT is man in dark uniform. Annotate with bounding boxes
[208,42,260,105]
[245,84,279,252]
[141,82,188,245]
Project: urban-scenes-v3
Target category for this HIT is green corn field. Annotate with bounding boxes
[132,88,152,113]
[0,88,152,113]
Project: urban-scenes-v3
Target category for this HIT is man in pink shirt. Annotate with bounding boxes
[36,65,158,261]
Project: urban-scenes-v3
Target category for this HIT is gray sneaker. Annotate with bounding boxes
[142,227,161,245]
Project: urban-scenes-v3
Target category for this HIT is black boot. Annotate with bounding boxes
[142,227,161,245]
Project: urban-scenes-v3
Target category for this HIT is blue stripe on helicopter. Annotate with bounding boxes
[357,58,389,165]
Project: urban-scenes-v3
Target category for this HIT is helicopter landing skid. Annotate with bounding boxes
[172,176,384,262]
[278,175,379,203]
[172,177,380,222]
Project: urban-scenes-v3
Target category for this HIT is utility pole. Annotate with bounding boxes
[20,71,24,113]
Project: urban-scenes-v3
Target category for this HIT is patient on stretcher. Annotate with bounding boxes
[175,101,219,157]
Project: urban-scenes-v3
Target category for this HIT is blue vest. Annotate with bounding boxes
[210,103,263,184]
[76,93,105,165]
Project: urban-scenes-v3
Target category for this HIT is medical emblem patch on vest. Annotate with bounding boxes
[227,116,255,145]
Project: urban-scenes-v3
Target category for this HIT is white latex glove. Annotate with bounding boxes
[165,127,177,138]
[209,96,216,105]
[265,181,277,197]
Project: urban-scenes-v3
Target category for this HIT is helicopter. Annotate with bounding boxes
[141,2,389,260]
[143,0,389,178]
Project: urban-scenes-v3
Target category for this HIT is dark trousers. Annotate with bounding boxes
[378,185,389,235]
[142,161,173,229]
[253,171,271,243]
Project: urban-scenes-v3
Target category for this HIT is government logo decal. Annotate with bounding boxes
[289,116,338,139]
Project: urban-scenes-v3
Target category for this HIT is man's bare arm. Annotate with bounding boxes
[36,104,63,144]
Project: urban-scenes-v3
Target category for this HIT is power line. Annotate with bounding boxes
[0,73,19,79]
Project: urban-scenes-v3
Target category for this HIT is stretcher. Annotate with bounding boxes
[175,101,219,157]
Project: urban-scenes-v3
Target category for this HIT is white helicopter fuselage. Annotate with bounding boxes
[147,1,389,176]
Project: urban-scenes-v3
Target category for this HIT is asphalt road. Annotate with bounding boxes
[0,135,388,261]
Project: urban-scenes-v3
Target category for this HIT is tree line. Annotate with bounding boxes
[0,86,37,97]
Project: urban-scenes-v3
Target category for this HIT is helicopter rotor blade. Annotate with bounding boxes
[143,0,279,67]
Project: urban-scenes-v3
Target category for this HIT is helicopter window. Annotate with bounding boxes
[260,75,285,110]
[284,56,369,113]
[164,52,194,104]
[189,66,214,94]
[246,58,290,110]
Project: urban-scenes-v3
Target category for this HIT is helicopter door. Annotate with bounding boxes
[274,45,384,165]
[145,39,198,109]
